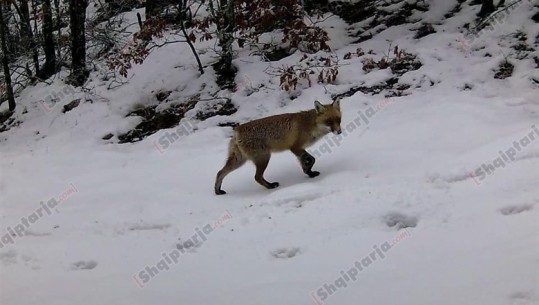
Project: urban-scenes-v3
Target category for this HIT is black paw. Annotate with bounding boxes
[268,182,280,189]
[215,189,227,195]
[307,170,320,178]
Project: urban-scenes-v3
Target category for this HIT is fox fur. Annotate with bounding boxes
[214,99,342,195]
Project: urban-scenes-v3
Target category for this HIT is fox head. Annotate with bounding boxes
[314,99,342,135]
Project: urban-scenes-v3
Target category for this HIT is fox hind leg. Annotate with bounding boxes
[215,151,246,195]
[253,153,279,189]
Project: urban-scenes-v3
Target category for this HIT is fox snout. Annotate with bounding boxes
[325,119,342,135]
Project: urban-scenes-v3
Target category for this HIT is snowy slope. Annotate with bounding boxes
[1,1,539,305]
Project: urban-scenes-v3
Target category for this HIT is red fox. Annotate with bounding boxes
[214,99,342,195]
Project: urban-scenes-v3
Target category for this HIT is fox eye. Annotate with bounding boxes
[327,118,341,125]
[325,118,341,126]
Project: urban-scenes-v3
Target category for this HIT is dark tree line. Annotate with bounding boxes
[0,0,519,113]
[0,2,15,111]
[0,0,88,111]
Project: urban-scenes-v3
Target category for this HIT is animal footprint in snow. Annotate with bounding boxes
[127,223,171,232]
[508,291,535,305]
[115,223,171,235]
[383,212,418,230]
[270,247,301,259]
[499,204,533,216]
[0,250,18,265]
[0,250,40,269]
[71,260,98,270]
[176,239,201,252]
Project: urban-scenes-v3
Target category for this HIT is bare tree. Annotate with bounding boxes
[478,0,495,17]
[14,0,40,77]
[177,2,204,74]
[40,0,57,79]
[69,0,88,86]
[208,0,236,88]
[53,0,62,61]
[0,2,16,111]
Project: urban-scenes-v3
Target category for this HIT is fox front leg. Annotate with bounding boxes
[291,148,320,178]
[291,149,320,178]
[300,152,320,178]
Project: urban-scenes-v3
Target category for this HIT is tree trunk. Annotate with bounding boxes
[53,0,61,61]
[40,0,57,79]
[2,4,16,58]
[212,0,236,89]
[180,0,192,28]
[16,0,40,77]
[31,0,38,42]
[69,0,88,86]
[16,1,31,47]
[0,3,16,111]
[221,0,234,53]
[478,0,495,17]
[178,2,203,74]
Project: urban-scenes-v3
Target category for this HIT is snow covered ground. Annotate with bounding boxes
[1,1,538,305]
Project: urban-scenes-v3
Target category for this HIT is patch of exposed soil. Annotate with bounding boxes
[360,50,422,76]
[218,122,239,128]
[117,98,199,144]
[263,48,292,62]
[0,111,19,133]
[333,77,411,100]
[494,60,514,79]
[195,98,238,121]
[414,23,436,39]
[62,99,81,113]
[444,0,467,19]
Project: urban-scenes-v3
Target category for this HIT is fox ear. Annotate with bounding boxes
[332,98,341,110]
[314,100,325,113]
